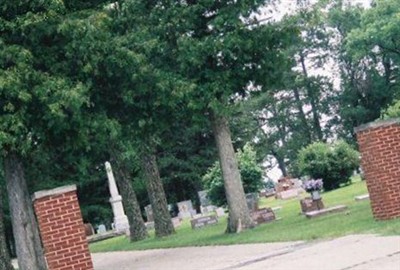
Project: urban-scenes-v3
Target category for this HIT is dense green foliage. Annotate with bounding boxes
[330,0,399,141]
[203,144,263,206]
[297,141,360,190]
[383,100,400,119]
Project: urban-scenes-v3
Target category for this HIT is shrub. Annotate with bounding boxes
[383,99,400,119]
[264,179,276,190]
[202,143,263,206]
[297,141,359,191]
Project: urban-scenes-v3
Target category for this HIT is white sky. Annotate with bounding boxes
[257,0,371,21]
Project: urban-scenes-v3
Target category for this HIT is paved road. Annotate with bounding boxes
[91,234,400,270]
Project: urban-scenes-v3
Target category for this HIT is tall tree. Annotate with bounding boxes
[20,4,153,241]
[327,0,399,140]
[0,182,13,270]
[167,1,293,232]
[284,4,336,142]
[230,3,336,177]
[56,5,182,237]
[0,27,48,270]
[0,1,110,267]
[233,92,296,177]
[110,143,148,241]
[158,118,217,207]
[3,153,46,270]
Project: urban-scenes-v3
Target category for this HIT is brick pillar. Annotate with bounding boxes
[33,185,94,270]
[355,118,400,220]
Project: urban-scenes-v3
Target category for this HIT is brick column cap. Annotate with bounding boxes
[354,118,400,133]
[32,184,77,201]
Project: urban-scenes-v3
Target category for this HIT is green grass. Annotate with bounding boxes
[90,178,400,253]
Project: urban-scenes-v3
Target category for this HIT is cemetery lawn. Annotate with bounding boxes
[90,178,400,252]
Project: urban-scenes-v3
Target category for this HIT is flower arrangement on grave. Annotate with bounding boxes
[303,179,323,200]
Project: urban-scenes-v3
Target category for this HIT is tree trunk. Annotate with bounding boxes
[293,87,312,144]
[3,151,47,270]
[273,109,289,177]
[0,187,14,270]
[300,53,323,141]
[210,112,255,233]
[112,154,148,242]
[140,148,174,238]
[271,149,288,177]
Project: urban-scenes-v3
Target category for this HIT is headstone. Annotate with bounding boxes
[305,205,348,218]
[251,208,276,225]
[105,161,129,233]
[171,217,182,228]
[264,188,276,197]
[355,194,370,201]
[198,190,211,207]
[190,215,218,229]
[292,178,303,188]
[271,206,282,212]
[190,209,197,217]
[215,207,226,217]
[97,224,106,234]
[145,222,154,230]
[275,177,294,193]
[259,189,267,197]
[245,193,259,212]
[300,198,324,213]
[198,190,218,214]
[275,177,306,200]
[84,223,95,236]
[144,204,154,222]
[201,205,216,214]
[177,200,195,219]
[278,189,299,200]
[192,213,203,219]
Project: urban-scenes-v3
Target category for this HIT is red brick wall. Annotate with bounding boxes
[356,119,400,220]
[33,185,94,270]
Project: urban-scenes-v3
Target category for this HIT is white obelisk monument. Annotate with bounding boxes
[105,161,129,233]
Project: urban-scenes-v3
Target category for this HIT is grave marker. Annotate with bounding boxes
[215,207,226,217]
[190,215,218,229]
[198,190,211,206]
[84,223,95,236]
[171,217,182,228]
[251,207,276,225]
[145,221,155,230]
[177,200,195,218]
[300,198,324,213]
[97,224,106,234]
[105,161,129,233]
[278,189,299,200]
[245,193,259,212]
[355,194,370,201]
[305,205,348,218]
[201,205,216,214]
[145,204,154,222]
